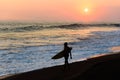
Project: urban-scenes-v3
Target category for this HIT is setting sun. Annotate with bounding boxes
[84,8,89,13]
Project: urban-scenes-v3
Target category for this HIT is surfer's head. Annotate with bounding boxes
[64,42,68,46]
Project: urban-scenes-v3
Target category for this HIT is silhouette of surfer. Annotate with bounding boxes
[63,42,72,70]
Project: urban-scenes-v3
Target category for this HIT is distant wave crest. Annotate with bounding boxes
[0,23,120,32]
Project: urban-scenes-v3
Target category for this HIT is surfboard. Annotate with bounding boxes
[52,47,72,59]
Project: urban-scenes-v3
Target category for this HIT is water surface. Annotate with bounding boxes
[0,23,120,76]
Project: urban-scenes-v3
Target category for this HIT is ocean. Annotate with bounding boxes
[0,23,120,76]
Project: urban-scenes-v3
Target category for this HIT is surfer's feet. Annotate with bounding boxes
[63,66,70,72]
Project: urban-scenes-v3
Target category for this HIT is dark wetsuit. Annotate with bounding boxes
[64,47,71,61]
[63,45,72,70]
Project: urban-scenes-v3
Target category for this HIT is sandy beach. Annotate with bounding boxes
[1,52,120,80]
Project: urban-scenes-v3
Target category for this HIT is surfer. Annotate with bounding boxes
[63,42,72,70]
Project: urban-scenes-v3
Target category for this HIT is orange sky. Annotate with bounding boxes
[0,0,120,23]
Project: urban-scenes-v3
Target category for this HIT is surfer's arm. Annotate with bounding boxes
[70,51,72,59]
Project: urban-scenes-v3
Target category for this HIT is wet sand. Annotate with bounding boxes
[1,52,120,80]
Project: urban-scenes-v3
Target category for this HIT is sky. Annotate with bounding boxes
[0,0,120,23]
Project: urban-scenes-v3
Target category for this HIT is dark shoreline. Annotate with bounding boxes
[1,52,120,80]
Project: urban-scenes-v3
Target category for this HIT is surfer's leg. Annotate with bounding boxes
[64,57,67,71]
[65,57,71,71]
[66,59,70,71]
[64,60,67,68]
